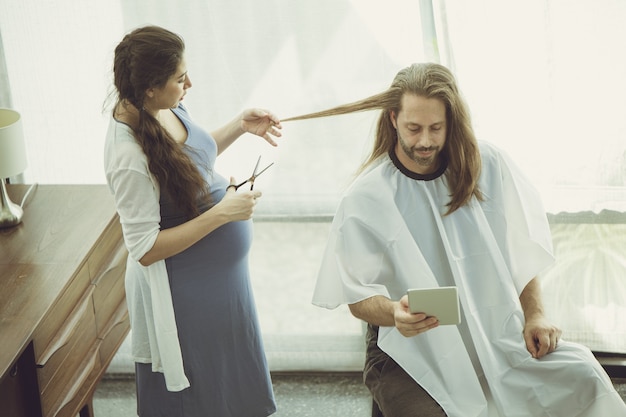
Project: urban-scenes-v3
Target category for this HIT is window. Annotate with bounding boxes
[443,0,626,353]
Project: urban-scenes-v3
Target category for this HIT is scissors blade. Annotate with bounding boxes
[251,155,261,177]
[234,157,273,191]
[253,162,274,179]
[249,161,273,191]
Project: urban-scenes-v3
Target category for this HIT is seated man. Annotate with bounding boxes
[287,63,626,416]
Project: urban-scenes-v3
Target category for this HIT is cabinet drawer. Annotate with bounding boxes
[33,264,91,362]
[87,219,124,282]
[92,243,127,337]
[45,341,102,417]
[37,286,98,406]
[98,301,130,368]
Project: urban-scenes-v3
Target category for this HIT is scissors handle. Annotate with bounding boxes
[233,178,251,190]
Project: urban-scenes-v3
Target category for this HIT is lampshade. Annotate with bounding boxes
[0,108,27,178]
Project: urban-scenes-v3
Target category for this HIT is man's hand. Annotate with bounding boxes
[519,277,561,359]
[393,295,439,337]
[523,315,562,359]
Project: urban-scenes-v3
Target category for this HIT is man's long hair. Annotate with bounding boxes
[283,63,482,214]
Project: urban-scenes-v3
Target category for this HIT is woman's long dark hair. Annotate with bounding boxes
[113,26,208,218]
[283,63,482,214]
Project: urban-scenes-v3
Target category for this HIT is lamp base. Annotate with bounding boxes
[0,179,24,228]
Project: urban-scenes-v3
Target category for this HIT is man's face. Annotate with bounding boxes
[391,94,447,175]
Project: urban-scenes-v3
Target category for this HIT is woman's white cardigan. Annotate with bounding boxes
[104,117,190,392]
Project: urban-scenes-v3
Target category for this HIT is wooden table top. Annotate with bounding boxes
[0,184,119,377]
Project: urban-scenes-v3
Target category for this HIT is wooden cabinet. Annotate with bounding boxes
[0,185,129,417]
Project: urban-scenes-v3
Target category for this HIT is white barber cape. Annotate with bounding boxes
[313,142,626,417]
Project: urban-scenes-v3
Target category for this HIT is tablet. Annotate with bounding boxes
[407,286,461,325]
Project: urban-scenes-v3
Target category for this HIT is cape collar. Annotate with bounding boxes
[388,148,448,181]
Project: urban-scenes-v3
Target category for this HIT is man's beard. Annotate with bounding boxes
[398,134,441,169]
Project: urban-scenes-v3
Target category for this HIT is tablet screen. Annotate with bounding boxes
[407,286,461,325]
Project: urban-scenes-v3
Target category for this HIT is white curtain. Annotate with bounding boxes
[441,0,626,353]
[0,0,432,371]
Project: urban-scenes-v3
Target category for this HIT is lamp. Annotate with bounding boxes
[0,108,27,228]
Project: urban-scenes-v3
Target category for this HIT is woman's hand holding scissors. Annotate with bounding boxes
[218,109,278,223]
[216,177,261,222]
[217,155,273,222]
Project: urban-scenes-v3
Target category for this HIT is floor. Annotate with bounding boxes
[93,373,372,417]
[93,373,626,417]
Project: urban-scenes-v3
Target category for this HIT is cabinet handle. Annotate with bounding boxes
[99,300,129,340]
[91,241,127,287]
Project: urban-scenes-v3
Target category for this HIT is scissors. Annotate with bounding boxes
[232,155,274,191]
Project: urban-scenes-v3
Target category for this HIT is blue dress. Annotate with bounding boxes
[135,105,276,417]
